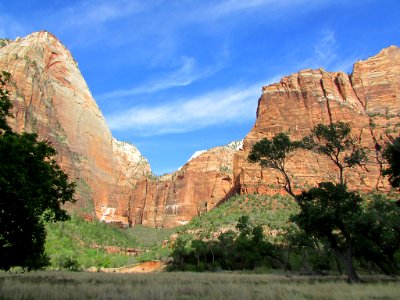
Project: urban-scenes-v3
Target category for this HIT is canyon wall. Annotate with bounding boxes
[128,141,241,228]
[129,46,400,228]
[234,46,400,195]
[0,32,150,225]
[1,31,399,228]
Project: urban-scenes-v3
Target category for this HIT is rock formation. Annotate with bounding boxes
[1,31,399,228]
[128,141,242,228]
[0,31,150,225]
[234,46,400,195]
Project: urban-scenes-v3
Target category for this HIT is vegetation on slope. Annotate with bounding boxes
[187,194,298,232]
[45,216,177,270]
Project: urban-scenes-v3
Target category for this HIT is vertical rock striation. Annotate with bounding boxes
[129,141,241,228]
[234,46,400,195]
[0,31,150,224]
[1,31,399,228]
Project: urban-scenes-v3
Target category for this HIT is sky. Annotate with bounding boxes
[1,0,399,174]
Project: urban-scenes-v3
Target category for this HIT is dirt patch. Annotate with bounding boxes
[88,260,166,274]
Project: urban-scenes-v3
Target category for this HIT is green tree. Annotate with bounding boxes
[0,71,75,271]
[234,216,281,269]
[292,182,362,282]
[169,233,192,271]
[0,71,12,132]
[383,137,400,188]
[248,133,300,197]
[353,194,400,275]
[304,122,367,185]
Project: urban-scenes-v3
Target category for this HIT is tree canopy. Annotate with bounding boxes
[0,71,75,270]
[292,182,362,282]
[304,122,367,185]
[383,136,400,188]
[248,132,300,197]
[248,122,400,282]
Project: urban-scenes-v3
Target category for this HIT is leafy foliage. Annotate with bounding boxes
[0,71,12,131]
[303,122,367,184]
[45,216,176,269]
[0,72,75,270]
[383,137,400,188]
[45,216,138,269]
[248,133,301,197]
[169,216,283,271]
[247,122,398,280]
[186,194,299,235]
[291,182,363,282]
[352,194,400,275]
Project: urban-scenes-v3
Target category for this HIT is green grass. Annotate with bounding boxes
[0,271,398,300]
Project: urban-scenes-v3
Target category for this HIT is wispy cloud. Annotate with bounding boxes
[209,0,278,16]
[99,56,227,100]
[301,30,359,73]
[313,30,338,67]
[62,0,146,27]
[197,0,333,20]
[106,78,279,136]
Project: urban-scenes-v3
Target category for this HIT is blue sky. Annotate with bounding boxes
[1,0,399,174]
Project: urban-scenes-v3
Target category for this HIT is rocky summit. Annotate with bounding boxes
[1,31,399,228]
[0,31,150,226]
[234,46,400,196]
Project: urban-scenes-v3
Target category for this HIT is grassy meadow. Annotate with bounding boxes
[0,271,399,300]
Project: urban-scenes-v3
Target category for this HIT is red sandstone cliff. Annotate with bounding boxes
[1,32,399,229]
[129,141,241,228]
[0,32,150,224]
[128,47,400,228]
[234,46,400,195]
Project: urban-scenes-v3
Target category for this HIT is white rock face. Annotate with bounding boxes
[112,138,151,185]
[187,150,207,162]
[185,140,243,165]
[224,140,244,151]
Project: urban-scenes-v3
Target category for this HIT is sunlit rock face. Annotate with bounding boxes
[129,47,400,228]
[129,141,242,228]
[234,46,400,195]
[0,31,150,223]
[2,32,398,228]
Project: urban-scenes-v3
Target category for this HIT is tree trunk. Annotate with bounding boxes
[344,245,359,283]
[334,255,343,276]
[339,165,344,185]
[282,170,296,198]
[333,246,359,283]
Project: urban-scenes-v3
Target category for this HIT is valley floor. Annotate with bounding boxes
[0,271,398,300]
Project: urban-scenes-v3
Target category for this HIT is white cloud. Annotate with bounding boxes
[99,56,227,100]
[63,0,145,27]
[300,30,358,73]
[313,30,338,67]
[106,79,279,136]
[197,0,333,20]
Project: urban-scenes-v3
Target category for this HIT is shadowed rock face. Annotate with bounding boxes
[0,31,150,223]
[234,46,400,195]
[129,142,241,228]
